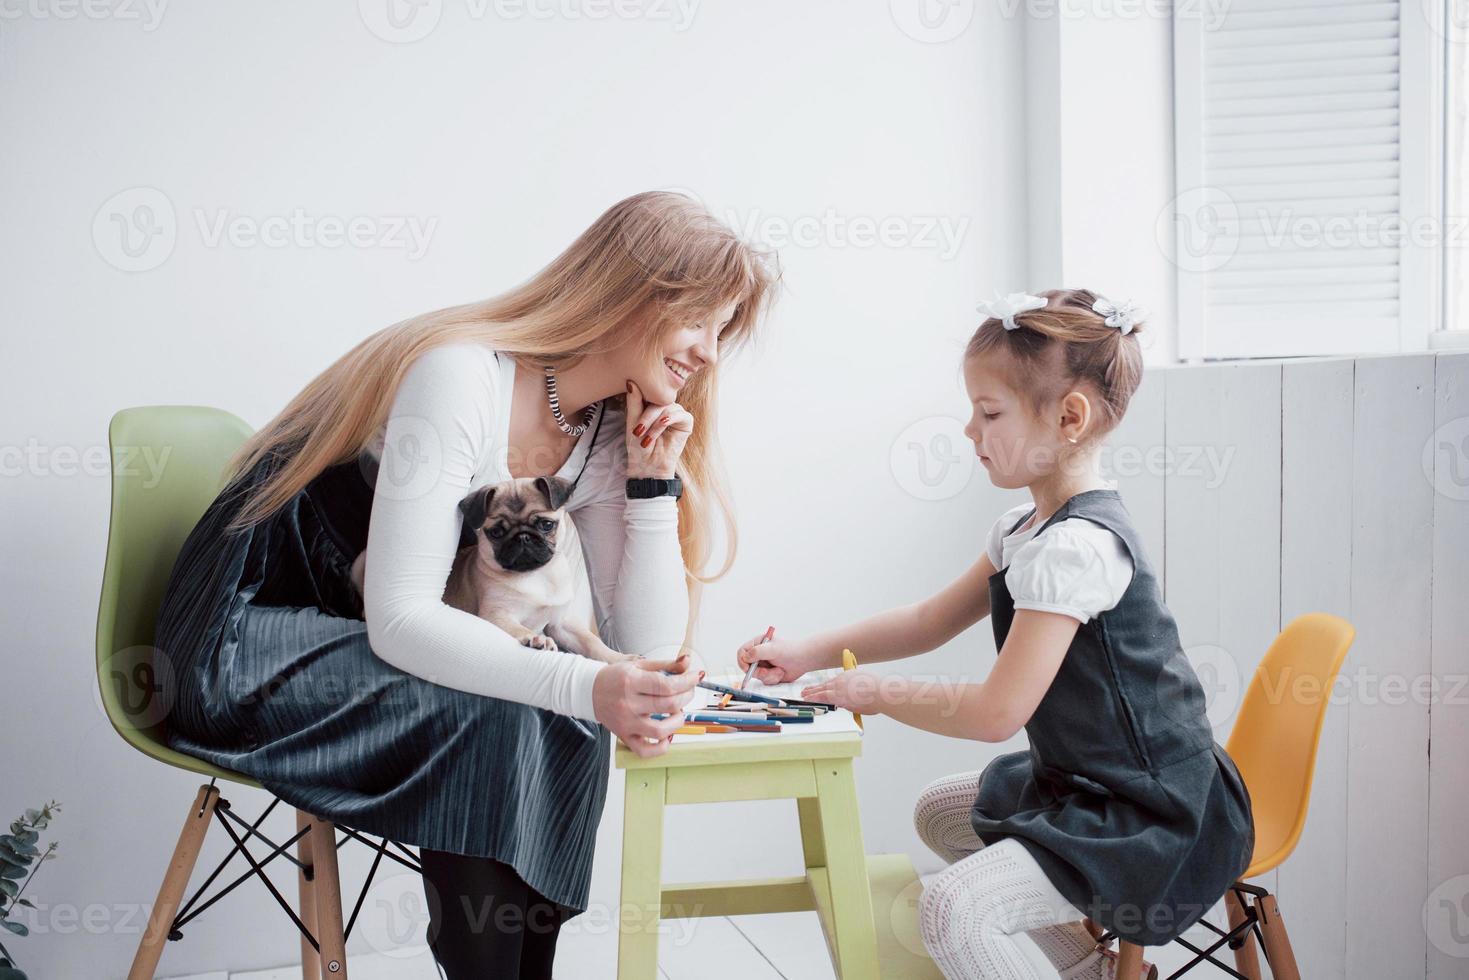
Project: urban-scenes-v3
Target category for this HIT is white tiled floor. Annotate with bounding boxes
[161,908,839,980]
[162,870,1243,979]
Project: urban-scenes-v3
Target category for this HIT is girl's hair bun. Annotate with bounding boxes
[966,287,1146,434]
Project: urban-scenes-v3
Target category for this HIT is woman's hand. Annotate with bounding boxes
[800,670,884,715]
[625,380,692,480]
[591,650,699,758]
[736,632,822,685]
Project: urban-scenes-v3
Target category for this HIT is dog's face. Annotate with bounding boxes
[457,476,574,573]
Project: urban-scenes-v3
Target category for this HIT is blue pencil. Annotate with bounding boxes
[686,713,781,727]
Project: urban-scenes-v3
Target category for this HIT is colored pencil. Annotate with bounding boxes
[726,625,776,707]
[842,648,864,730]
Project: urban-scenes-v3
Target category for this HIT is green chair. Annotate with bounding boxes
[97,406,420,979]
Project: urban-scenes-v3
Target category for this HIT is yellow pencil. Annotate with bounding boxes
[842,648,863,730]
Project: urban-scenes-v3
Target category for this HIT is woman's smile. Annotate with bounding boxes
[664,356,694,386]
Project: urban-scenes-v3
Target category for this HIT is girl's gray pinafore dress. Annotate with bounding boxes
[969,489,1256,946]
[152,394,611,915]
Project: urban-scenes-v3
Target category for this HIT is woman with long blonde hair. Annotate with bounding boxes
[153,190,779,977]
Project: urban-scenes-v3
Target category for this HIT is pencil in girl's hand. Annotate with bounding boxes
[724,625,776,708]
[741,626,776,689]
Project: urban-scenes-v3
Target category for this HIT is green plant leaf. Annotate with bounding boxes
[0,865,24,881]
[0,879,17,899]
[0,967,24,979]
[0,921,27,937]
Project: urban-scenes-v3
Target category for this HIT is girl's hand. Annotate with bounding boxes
[625,380,693,480]
[736,632,818,685]
[801,670,884,715]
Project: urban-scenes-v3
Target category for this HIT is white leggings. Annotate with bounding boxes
[914,769,1113,979]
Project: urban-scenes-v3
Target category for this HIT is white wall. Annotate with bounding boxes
[1025,4,1179,365]
[0,3,1032,976]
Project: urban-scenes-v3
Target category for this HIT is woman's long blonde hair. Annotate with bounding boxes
[221,190,780,630]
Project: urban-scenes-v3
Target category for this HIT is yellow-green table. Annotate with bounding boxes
[614,730,944,979]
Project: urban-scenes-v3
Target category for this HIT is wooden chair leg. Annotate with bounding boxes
[308,815,349,977]
[1225,889,1262,980]
[1254,893,1301,980]
[128,784,219,980]
[297,809,321,980]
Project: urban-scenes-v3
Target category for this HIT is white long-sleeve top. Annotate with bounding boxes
[358,341,690,722]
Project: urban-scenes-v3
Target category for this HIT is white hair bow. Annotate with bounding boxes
[1091,296,1146,335]
[977,291,1047,331]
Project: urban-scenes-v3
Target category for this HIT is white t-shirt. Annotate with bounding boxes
[358,341,689,722]
[985,501,1135,624]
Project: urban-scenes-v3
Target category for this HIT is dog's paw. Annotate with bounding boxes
[521,633,559,652]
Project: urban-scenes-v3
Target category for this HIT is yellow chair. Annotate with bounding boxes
[98,406,419,979]
[1094,612,1356,980]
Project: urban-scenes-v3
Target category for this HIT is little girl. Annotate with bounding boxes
[736,289,1255,980]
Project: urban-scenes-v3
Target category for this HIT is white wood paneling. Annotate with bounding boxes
[1164,362,1283,740]
[1163,361,1284,934]
[1345,354,1435,980]
[1427,351,1469,979]
[1277,356,1355,980]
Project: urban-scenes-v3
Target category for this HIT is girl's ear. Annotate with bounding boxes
[1058,390,1094,443]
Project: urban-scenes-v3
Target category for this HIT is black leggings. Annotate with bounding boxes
[419,848,575,979]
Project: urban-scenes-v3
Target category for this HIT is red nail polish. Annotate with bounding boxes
[641,435,652,448]
[633,423,645,437]
[657,414,669,426]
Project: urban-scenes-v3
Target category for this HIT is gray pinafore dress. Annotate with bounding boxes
[153,391,611,915]
[969,489,1255,946]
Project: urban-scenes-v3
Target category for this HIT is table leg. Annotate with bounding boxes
[815,758,880,980]
[618,767,668,979]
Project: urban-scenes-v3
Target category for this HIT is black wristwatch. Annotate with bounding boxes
[626,476,683,500]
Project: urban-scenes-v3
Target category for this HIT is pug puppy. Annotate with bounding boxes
[347,475,623,661]
[445,475,625,663]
